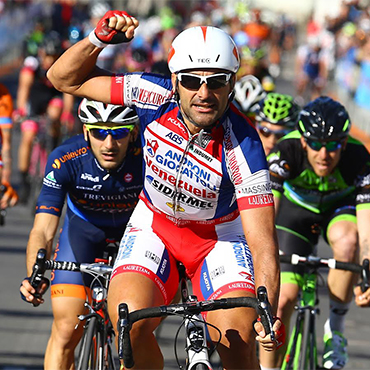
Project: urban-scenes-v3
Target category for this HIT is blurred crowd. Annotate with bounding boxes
[2,0,370,132]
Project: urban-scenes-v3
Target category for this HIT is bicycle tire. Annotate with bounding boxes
[189,363,211,370]
[76,316,99,370]
[308,311,317,370]
[106,341,117,370]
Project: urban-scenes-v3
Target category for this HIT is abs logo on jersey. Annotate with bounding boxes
[165,132,183,145]
[146,139,159,157]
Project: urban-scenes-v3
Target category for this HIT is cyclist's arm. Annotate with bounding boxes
[0,126,18,209]
[1,126,12,184]
[354,207,370,306]
[20,213,59,304]
[26,213,60,276]
[240,206,280,313]
[47,38,111,101]
[16,68,34,113]
[47,14,138,101]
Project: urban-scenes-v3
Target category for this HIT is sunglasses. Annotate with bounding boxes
[305,139,343,152]
[85,124,135,141]
[177,72,232,90]
[258,125,290,140]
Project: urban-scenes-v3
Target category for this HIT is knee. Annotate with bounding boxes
[278,288,298,319]
[21,120,38,135]
[329,229,358,261]
[51,316,82,347]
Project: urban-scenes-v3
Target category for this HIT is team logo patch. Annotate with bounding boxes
[52,159,61,169]
[124,173,133,183]
[147,139,159,157]
[166,202,185,212]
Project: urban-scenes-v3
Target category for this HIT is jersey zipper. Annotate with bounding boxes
[171,129,205,218]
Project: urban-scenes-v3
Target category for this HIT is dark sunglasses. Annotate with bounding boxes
[85,124,135,141]
[177,72,232,90]
[305,139,343,152]
[258,125,290,140]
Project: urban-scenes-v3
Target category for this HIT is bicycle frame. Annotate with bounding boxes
[76,262,116,370]
[281,272,318,370]
[179,264,213,370]
[280,254,369,370]
[29,244,119,370]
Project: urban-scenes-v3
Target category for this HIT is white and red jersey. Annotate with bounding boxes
[111,72,273,224]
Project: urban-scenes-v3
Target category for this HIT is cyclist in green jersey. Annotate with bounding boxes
[253,92,301,156]
[260,96,370,370]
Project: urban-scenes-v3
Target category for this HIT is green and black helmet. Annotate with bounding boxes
[254,92,300,127]
[298,96,351,141]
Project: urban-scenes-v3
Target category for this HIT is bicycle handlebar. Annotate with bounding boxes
[280,254,370,292]
[117,286,275,369]
[28,248,114,306]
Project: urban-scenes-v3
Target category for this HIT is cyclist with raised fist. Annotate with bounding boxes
[47,10,283,369]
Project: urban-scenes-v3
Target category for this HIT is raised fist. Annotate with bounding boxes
[93,10,138,46]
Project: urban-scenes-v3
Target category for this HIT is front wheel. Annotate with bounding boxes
[189,364,211,370]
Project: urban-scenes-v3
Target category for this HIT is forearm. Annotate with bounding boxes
[240,207,280,313]
[357,208,370,262]
[1,128,12,183]
[26,229,53,276]
[25,214,59,276]
[253,248,280,315]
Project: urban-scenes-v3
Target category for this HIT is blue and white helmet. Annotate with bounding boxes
[78,98,139,125]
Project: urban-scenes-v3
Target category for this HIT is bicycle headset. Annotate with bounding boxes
[297,96,351,141]
[254,92,301,127]
[78,99,139,126]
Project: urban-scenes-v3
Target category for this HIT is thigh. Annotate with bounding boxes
[276,197,319,275]
[192,216,255,302]
[51,211,109,300]
[111,201,179,305]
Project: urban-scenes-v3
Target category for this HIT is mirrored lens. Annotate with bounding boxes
[178,73,231,90]
[88,127,131,140]
[306,139,342,152]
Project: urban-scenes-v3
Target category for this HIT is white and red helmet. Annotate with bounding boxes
[168,26,240,74]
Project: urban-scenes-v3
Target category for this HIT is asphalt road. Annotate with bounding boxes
[1,56,370,369]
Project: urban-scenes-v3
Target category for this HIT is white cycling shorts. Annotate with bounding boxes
[111,200,255,304]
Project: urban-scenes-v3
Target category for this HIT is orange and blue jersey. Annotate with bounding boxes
[36,134,143,227]
[40,134,143,298]
[0,83,13,129]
